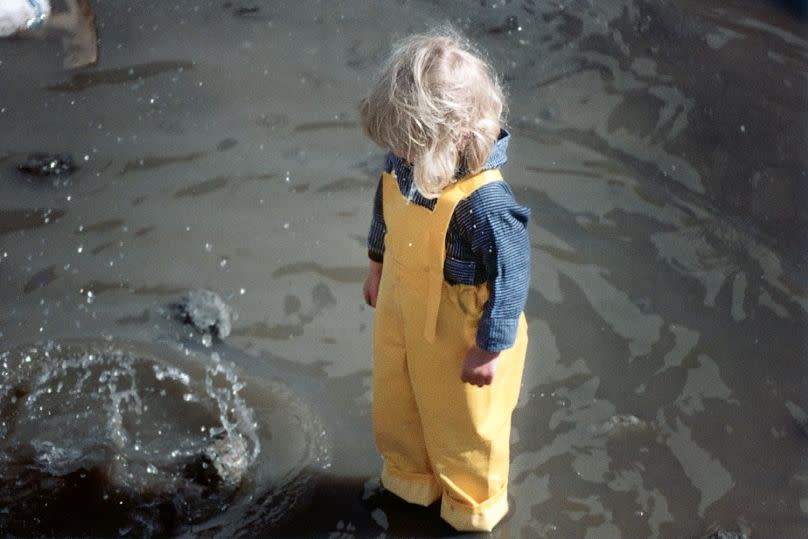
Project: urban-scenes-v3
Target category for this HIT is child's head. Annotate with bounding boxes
[359,30,505,198]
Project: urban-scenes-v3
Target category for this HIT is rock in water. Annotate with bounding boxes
[17,153,76,177]
[175,289,236,339]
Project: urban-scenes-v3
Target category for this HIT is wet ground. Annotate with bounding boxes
[1,0,807,537]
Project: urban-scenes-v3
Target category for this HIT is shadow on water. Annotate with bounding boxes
[272,262,367,284]
[174,176,232,199]
[267,474,458,539]
[766,0,808,16]
[0,208,65,236]
[173,172,276,199]
[45,60,194,92]
[23,264,58,294]
[75,218,125,235]
[293,121,360,133]
[119,151,208,176]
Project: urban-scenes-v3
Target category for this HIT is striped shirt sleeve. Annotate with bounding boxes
[367,175,386,262]
[368,153,398,262]
[456,182,531,352]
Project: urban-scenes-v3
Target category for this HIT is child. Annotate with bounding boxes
[359,31,531,532]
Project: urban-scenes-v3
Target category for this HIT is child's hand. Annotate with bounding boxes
[461,346,500,387]
[363,260,383,308]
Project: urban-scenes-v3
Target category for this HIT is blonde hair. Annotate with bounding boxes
[359,30,505,199]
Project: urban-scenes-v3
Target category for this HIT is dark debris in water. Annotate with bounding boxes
[17,153,77,177]
[222,2,265,18]
[216,137,238,151]
[235,6,260,17]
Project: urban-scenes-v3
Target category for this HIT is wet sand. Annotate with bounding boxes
[1,0,807,537]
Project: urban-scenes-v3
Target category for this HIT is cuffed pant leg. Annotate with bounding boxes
[372,268,440,506]
[408,306,528,531]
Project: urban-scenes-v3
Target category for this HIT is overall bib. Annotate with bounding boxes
[372,168,528,532]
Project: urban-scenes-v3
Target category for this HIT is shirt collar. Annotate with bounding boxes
[484,128,510,170]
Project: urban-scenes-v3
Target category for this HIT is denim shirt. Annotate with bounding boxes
[368,130,531,352]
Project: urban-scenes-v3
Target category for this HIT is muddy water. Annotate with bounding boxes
[1,0,806,537]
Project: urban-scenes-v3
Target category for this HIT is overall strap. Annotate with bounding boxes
[423,169,503,343]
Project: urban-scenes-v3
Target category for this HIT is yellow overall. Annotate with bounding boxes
[372,168,528,532]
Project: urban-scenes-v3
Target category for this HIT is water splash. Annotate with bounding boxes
[0,339,327,537]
